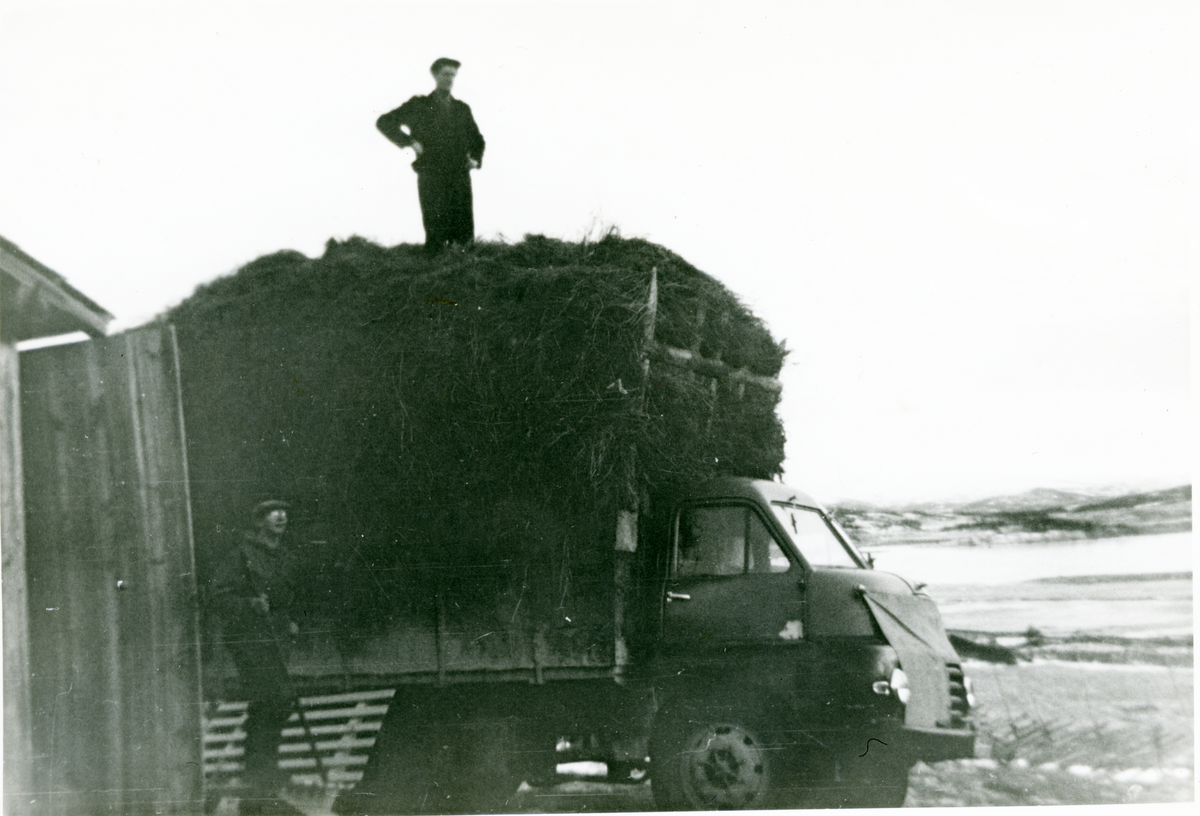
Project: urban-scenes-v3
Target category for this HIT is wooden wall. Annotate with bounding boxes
[17,325,203,815]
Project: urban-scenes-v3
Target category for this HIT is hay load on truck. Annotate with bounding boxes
[168,234,975,812]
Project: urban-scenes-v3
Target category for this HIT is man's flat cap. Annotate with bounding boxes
[430,57,461,73]
[252,499,290,519]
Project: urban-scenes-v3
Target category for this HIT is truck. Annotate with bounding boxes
[307,475,975,814]
[173,236,974,812]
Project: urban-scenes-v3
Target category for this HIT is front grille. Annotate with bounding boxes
[946,662,970,728]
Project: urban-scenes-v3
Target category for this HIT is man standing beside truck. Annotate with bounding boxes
[377,57,485,254]
[211,500,303,816]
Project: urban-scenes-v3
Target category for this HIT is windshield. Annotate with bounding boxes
[770,503,861,568]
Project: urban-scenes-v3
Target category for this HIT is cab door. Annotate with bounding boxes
[660,501,807,650]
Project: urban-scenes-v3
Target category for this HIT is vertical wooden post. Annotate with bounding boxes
[640,267,658,381]
[612,510,638,670]
[690,302,706,355]
[615,267,659,672]
[1,341,34,816]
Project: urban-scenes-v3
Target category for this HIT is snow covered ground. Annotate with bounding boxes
[865,531,1191,586]
[866,531,1193,640]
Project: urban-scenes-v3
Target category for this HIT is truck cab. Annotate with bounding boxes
[642,477,975,809]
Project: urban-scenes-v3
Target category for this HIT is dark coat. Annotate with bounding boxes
[210,531,298,646]
[376,91,485,174]
[209,531,298,780]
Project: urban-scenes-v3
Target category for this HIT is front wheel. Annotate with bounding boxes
[651,710,777,810]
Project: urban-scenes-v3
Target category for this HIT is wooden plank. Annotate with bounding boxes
[21,338,124,815]
[104,326,204,813]
[1,341,34,816]
[293,704,391,721]
[279,754,370,769]
[652,344,783,394]
[300,688,396,705]
[279,737,378,753]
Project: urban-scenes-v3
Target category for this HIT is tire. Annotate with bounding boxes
[651,707,778,810]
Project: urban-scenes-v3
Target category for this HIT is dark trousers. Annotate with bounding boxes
[224,633,295,793]
[417,169,474,250]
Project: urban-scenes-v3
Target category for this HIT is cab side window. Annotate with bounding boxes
[676,504,792,577]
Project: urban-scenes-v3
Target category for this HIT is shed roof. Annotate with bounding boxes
[1,235,112,342]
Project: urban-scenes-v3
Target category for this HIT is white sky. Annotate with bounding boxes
[1,0,1193,504]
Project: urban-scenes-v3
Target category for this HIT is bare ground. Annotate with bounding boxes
[905,657,1194,807]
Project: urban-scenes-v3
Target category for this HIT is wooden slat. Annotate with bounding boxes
[301,688,396,705]
[293,721,385,736]
[280,752,372,766]
[292,704,391,721]
[652,344,783,394]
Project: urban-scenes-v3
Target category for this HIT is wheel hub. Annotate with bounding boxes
[681,723,769,808]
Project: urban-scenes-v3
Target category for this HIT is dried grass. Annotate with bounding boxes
[167,233,786,624]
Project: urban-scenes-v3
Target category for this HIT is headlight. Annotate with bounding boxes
[890,667,910,704]
[964,675,976,708]
[870,667,910,705]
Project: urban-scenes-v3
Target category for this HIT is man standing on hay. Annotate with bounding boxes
[377,57,485,254]
[211,500,304,816]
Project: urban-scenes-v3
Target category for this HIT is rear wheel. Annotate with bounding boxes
[651,709,778,810]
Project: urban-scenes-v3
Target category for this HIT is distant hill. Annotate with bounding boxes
[832,485,1192,546]
[957,487,1101,515]
[1072,485,1191,512]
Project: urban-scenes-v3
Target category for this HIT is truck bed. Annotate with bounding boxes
[204,559,623,695]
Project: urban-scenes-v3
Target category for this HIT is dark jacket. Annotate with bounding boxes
[377,91,485,173]
[210,531,298,643]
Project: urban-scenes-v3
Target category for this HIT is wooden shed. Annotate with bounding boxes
[2,236,204,815]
